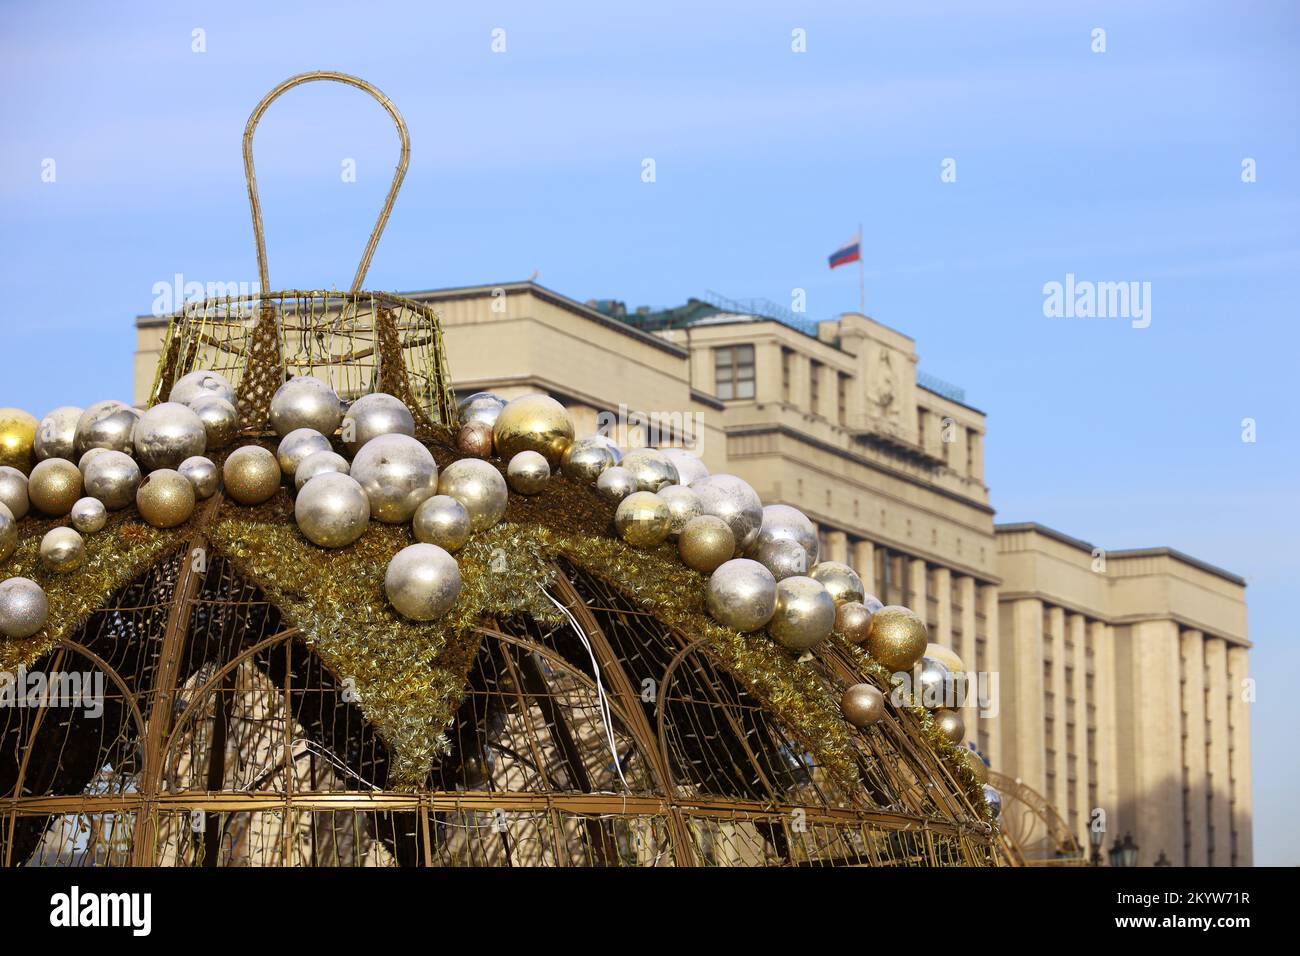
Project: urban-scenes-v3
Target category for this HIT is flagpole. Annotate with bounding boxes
[857,222,865,314]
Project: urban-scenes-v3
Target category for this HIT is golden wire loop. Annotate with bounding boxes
[243,70,411,296]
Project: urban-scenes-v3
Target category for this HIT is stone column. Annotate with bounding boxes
[933,566,952,647]
[1000,597,1045,791]
[1115,620,1183,866]
[956,575,979,749]
[1179,630,1208,866]
[979,583,1002,770]
[908,558,927,618]
[1069,613,1089,846]
[1047,606,1068,811]
[1088,620,1118,853]
[852,539,876,595]
[1226,645,1253,866]
[825,530,849,566]
[1204,638,1231,866]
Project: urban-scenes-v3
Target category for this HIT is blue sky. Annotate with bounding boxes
[2,0,1297,864]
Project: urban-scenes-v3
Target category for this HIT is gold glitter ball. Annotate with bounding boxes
[222,445,281,505]
[28,458,83,516]
[677,514,735,573]
[864,604,928,673]
[136,468,197,528]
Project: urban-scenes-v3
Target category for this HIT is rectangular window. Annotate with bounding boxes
[837,373,848,425]
[781,348,792,403]
[809,359,822,414]
[714,345,755,401]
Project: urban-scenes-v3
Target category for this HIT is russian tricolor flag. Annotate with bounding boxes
[828,236,861,270]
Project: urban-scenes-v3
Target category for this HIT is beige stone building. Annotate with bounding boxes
[133,280,1252,866]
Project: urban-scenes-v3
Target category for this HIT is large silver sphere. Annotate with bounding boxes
[660,447,709,484]
[133,402,207,471]
[294,472,371,548]
[385,543,462,621]
[75,401,139,456]
[350,433,438,524]
[276,428,332,478]
[83,450,142,510]
[560,437,615,483]
[34,405,83,461]
[437,458,508,532]
[809,560,866,606]
[620,448,679,492]
[915,656,955,709]
[707,558,778,632]
[189,395,238,450]
[655,484,702,537]
[413,495,472,552]
[168,369,235,407]
[753,537,813,580]
[982,785,1002,820]
[506,450,550,495]
[77,447,109,477]
[270,376,344,437]
[341,393,415,456]
[595,466,637,502]
[0,577,48,638]
[0,503,16,562]
[0,467,28,521]
[750,504,819,566]
[40,526,85,573]
[178,456,219,499]
[458,392,507,428]
[589,433,624,464]
[294,449,350,492]
[690,473,763,551]
[768,575,836,651]
[70,496,107,534]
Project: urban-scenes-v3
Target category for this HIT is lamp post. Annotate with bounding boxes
[1089,823,1105,866]
[1109,832,1139,868]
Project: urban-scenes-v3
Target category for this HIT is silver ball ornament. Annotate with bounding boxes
[295,450,350,492]
[458,392,507,428]
[507,450,550,495]
[168,369,235,407]
[276,428,332,477]
[77,447,109,477]
[690,473,763,551]
[707,558,777,632]
[810,560,866,606]
[841,683,886,728]
[982,785,1002,820]
[350,433,438,523]
[0,466,29,520]
[385,543,462,621]
[560,437,614,483]
[294,472,371,548]
[178,456,219,499]
[915,656,955,709]
[413,495,471,552]
[82,451,142,510]
[437,458,508,532]
[133,402,207,472]
[660,447,708,484]
[0,577,49,638]
[75,401,139,456]
[189,395,238,450]
[40,526,85,573]
[595,466,637,502]
[270,376,344,437]
[750,504,819,566]
[620,448,679,492]
[0,503,16,562]
[655,484,702,537]
[70,496,107,534]
[34,406,83,462]
[768,575,836,651]
[341,393,415,456]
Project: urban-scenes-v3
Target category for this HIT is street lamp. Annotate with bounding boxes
[1109,832,1139,868]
